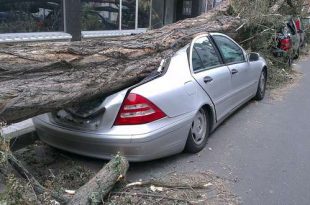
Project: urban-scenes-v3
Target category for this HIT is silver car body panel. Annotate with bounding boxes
[192,64,232,120]
[34,111,194,161]
[33,33,267,161]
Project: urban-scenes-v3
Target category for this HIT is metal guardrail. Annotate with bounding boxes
[0,32,72,43]
[0,29,147,43]
[82,29,147,38]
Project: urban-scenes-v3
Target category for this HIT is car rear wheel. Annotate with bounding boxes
[294,48,300,60]
[288,56,292,67]
[285,54,293,67]
[184,108,209,153]
[254,69,267,101]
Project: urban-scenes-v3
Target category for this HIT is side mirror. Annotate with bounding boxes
[248,52,260,62]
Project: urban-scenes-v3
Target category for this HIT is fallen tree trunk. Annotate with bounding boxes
[0,0,243,124]
[68,155,129,205]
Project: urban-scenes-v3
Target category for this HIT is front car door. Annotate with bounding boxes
[211,34,255,108]
[190,35,233,120]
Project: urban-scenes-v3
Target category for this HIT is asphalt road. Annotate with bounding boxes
[122,58,310,205]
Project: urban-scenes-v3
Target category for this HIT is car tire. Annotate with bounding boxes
[184,108,209,153]
[254,69,267,101]
[294,49,300,60]
[286,54,293,67]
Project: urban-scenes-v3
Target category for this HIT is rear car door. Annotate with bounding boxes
[211,34,253,108]
[190,35,233,120]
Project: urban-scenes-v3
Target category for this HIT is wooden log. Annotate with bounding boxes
[68,155,129,205]
[0,0,243,124]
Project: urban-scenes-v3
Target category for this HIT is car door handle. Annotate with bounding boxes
[203,76,213,84]
[231,69,238,75]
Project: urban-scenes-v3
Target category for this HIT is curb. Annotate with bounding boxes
[1,119,35,140]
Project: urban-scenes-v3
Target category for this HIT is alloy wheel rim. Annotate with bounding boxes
[191,109,207,145]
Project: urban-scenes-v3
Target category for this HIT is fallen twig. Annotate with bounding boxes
[125,178,214,189]
[111,191,192,204]
[239,28,272,44]
[6,154,71,204]
[235,22,247,31]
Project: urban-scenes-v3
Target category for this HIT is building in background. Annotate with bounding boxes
[0,0,222,42]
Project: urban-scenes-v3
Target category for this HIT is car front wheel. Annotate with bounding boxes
[184,108,209,153]
[254,69,267,101]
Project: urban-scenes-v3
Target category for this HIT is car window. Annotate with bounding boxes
[192,36,222,71]
[192,48,204,71]
[212,35,245,64]
[287,22,297,35]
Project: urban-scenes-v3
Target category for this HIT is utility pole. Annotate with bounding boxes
[63,0,81,41]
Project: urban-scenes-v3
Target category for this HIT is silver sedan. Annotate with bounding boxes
[33,33,267,161]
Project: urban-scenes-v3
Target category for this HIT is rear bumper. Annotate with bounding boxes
[33,113,194,162]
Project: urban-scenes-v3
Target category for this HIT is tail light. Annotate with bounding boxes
[295,19,301,31]
[279,38,292,51]
[114,93,166,125]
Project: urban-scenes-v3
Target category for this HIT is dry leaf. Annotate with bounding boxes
[150,185,163,192]
[65,190,76,195]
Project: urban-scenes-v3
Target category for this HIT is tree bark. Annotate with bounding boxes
[68,155,129,205]
[0,0,242,124]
